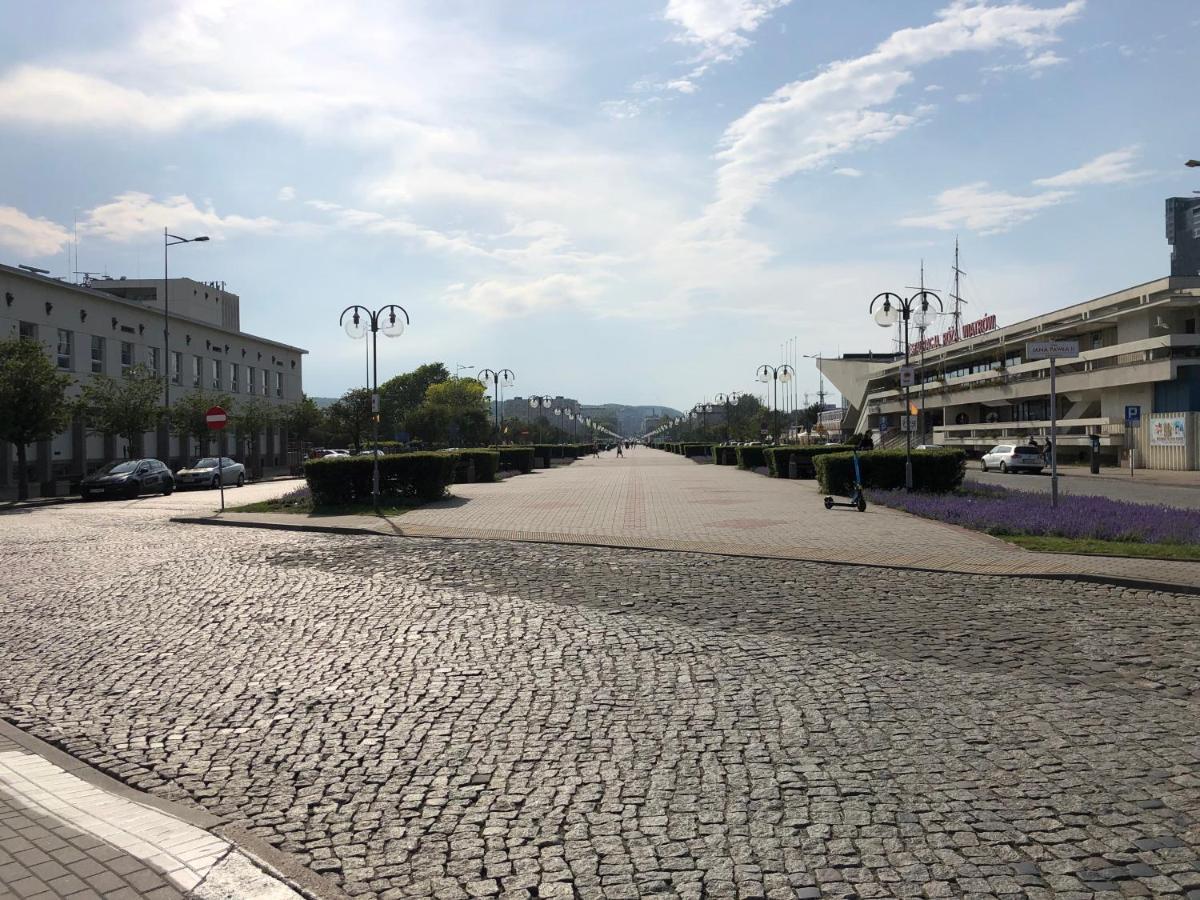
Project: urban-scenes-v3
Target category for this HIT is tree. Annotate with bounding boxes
[327,388,372,450]
[231,398,277,477]
[77,364,163,458]
[281,394,325,444]
[378,362,449,437]
[407,377,489,446]
[170,389,234,459]
[0,337,74,499]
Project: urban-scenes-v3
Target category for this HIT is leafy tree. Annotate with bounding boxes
[170,389,234,458]
[407,377,489,446]
[77,363,163,457]
[281,394,325,443]
[327,388,372,450]
[0,336,74,499]
[379,362,449,437]
[231,398,277,476]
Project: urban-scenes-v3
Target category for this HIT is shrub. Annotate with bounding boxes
[815,449,966,495]
[452,449,501,483]
[713,445,738,465]
[679,442,712,458]
[764,445,852,478]
[304,451,457,507]
[735,445,766,470]
[492,446,534,474]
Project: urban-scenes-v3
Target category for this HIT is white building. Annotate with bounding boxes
[819,274,1200,469]
[1,264,306,494]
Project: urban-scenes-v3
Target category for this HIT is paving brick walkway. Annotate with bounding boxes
[216,447,1200,591]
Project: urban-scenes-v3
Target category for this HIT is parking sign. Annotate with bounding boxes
[1125,405,1141,425]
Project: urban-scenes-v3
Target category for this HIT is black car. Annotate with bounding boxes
[80,459,175,499]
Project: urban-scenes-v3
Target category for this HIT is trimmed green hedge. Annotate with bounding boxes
[304,452,457,506]
[764,445,852,478]
[492,446,534,474]
[451,449,500,483]
[814,449,966,494]
[713,445,738,465]
[735,445,766,470]
[679,442,712,458]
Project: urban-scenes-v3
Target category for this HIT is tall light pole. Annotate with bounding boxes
[529,395,552,444]
[869,289,942,490]
[478,368,515,444]
[755,364,794,444]
[340,304,410,511]
[714,392,741,442]
[163,230,209,411]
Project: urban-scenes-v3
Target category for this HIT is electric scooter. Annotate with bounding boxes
[823,448,867,512]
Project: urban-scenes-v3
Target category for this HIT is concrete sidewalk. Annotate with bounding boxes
[176,448,1200,593]
[0,720,338,899]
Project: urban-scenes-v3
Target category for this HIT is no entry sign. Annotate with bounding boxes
[205,406,228,430]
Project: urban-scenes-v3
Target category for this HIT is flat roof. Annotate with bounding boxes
[0,262,307,355]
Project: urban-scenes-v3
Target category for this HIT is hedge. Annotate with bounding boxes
[814,449,966,495]
[679,442,712,458]
[764,445,852,479]
[304,452,457,507]
[492,446,534,474]
[735,445,766,470]
[713,445,738,465]
[451,449,500,483]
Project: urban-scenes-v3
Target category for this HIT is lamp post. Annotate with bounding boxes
[868,288,942,490]
[529,395,552,444]
[478,368,515,444]
[340,303,410,511]
[755,364,794,444]
[163,230,209,413]
[714,392,742,442]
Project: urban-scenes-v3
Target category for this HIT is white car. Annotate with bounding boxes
[175,457,246,488]
[980,444,1045,474]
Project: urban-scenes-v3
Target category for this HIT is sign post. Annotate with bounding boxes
[1026,341,1079,507]
[1125,405,1141,478]
[206,405,228,511]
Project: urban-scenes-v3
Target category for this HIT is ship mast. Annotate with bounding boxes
[950,236,967,338]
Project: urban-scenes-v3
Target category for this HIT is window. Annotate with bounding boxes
[261,368,268,395]
[274,371,282,398]
[148,347,161,376]
[171,351,182,385]
[19,321,37,342]
[192,356,202,388]
[120,341,134,374]
[230,362,240,393]
[211,359,222,389]
[91,336,105,374]
[248,367,256,395]
[56,329,73,370]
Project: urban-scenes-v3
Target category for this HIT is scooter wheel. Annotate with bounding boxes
[856,497,867,512]
[823,496,833,509]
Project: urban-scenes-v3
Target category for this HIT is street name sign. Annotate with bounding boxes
[205,406,228,430]
[1025,340,1079,360]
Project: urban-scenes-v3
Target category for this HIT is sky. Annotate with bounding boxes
[1,0,1197,412]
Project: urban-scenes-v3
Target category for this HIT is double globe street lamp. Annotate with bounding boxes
[528,395,553,444]
[478,368,515,444]
[756,364,794,443]
[869,288,943,490]
[340,303,410,511]
[714,391,742,442]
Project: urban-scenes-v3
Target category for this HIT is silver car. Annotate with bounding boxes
[175,456,246,489]
[980,444,1045,474]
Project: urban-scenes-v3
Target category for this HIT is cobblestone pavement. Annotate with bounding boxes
[1,501,1199,899]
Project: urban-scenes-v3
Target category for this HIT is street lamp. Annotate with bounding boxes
[869,288,942,490]
[714,391,742,442]
[478,368,515,444]
[529,395,552,444]
[1186,160,1200,168]
[163,230,209,414]
[340,303,410,511]
[756,364,794,443]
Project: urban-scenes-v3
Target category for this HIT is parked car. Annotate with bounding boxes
[357,449,388,457]
[308,448,349,459]
[81,459,175,499]
[175,457,246,489]
[980,444,1045,474]
[914,444,940,451]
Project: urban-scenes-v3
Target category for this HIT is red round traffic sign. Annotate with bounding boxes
[205,406,228,431]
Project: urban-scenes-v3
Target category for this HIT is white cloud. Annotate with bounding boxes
[924,83,944,92]
[443,274,607,318]
[832,167,863,177]
[277,186,296,201]
[1033,146,1148,188]
[664,0,792,62]
[899,182,1071,234]
[80,192,278,242]
[0,206,71,257]
[955,92,981,103]
[666,79,699,94]
[702,0,1084,230]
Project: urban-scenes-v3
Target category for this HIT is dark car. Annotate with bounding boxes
[80,459,175,499]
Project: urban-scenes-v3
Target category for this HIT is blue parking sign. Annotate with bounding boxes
[1125,405,1141,424]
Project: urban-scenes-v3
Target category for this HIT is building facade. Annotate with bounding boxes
[819,275,1200,468]
[1,265,306,494]
[1167,196,1200,277]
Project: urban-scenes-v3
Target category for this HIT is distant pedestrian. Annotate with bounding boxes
[1028,435,1040,449]
[856,430,874,451]
[616,443,623,458]
[1043,439,1053,465]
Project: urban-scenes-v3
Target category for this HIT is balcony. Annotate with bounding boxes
[934,417,1126,448]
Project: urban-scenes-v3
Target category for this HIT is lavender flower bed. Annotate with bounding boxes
[868,484,1200,544]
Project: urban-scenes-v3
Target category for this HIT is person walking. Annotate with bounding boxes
[856,429,874,451]
[616,442,623,458]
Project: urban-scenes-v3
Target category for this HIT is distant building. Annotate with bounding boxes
[1167,197,1200,277]
[1,266,306,494]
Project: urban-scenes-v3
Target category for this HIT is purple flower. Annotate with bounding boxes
[866,485,1200,544]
